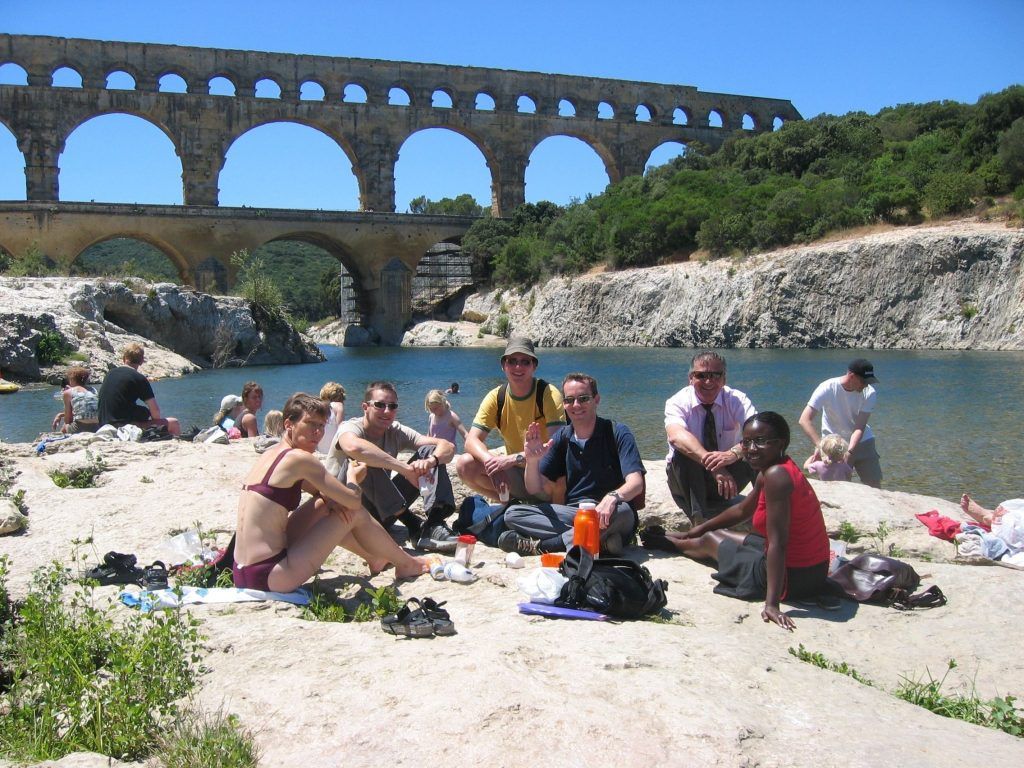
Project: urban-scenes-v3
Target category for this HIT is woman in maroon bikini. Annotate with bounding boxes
[234,392,430,592]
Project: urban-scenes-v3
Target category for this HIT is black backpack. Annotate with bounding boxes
[555,545,668,619]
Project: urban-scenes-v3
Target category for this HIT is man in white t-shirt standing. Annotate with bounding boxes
[798,359,882,488]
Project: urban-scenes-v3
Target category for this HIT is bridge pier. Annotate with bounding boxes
[19,134,60,202]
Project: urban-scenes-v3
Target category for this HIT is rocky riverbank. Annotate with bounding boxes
[0,437,1022,767]
[400,220,1024,350]
[0,277,323,382]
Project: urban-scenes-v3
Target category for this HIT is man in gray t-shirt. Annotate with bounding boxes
[327,380,458,552]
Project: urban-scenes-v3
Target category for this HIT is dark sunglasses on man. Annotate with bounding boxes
[368,400,399,411]
[691,371,724,381]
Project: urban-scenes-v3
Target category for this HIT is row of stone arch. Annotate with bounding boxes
[0,60,785,132]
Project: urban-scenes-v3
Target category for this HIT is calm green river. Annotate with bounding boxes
[2,346,1021,509]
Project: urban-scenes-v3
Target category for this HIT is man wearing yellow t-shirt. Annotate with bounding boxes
[456,337,565,501]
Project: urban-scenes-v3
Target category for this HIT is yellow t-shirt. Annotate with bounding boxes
[471,379,565,453]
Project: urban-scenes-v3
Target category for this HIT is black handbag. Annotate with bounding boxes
[828,553,945,609]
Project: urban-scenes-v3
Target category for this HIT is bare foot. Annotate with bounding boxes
[365,558,392,576]
[960,494,992,525]
[394,555,431,579]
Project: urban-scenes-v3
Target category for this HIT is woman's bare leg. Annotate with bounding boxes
[341,506,430,578]
[664,530,747,562]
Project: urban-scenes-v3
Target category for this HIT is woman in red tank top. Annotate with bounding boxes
[642,411,830,630]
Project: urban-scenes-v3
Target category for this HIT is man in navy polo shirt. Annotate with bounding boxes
[499,372,646,556]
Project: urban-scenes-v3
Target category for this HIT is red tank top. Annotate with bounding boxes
[752,457,829,568]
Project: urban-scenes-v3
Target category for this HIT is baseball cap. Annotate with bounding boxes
[848,359,878,383]
[501,337,538,362]
[220,394,243,411]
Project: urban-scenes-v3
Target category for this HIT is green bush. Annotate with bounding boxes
[35,330,72,367]
[48,452,106,489]
[301,582,402,623]
[0,559,203,762]
[230,249,287,324]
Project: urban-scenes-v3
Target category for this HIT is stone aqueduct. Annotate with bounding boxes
[0,33,802,342]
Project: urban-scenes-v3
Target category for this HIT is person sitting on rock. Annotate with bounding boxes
[499,372,645,557]
[254,409,284,454]
[316,381,346,454]
[214,394,246,434]
[51,365,99,434]
[327,381,460,554]
[97,343,181,436]
[233,392,430,591]
[456,337,565,502]
[664,351,756,523]
[643,412,831,631]
[237,381,264,437]
[802,433,853,481]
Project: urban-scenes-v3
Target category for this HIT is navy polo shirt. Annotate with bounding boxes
[540,417,645,506]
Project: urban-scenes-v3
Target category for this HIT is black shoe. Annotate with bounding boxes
[497,530,541,556]
[416,523,459,554]
[397,511,423,543]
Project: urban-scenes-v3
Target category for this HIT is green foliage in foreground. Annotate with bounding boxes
[789,644,874,686]
[0,558,203,762]
[156,708,261,768]
[463,85,1024,285]
[896,659,1024,738]
[790,646,1024,738]
[48,452,107,489]
[301,581,403,623]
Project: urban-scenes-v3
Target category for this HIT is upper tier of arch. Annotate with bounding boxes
[0,33,802,214]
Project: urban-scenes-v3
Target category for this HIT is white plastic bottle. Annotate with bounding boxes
[443,561,477,583]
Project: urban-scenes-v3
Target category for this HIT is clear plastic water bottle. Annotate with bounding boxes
[443,561,477,583]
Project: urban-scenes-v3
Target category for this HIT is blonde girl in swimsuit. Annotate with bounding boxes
[234,392,430,592]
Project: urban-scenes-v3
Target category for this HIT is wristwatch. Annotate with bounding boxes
[608,491,623,503]
[513,453,526,466]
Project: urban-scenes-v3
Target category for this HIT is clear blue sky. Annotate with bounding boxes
[1,0,1022,212]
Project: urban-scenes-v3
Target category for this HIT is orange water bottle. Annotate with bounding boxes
[573,502,601,557]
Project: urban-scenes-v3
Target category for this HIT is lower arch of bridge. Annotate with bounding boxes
[59,113,184,204]
[68,232,190,283]
[73,237,179,282]
[526,135,613,203]
[260,232,369,324]
[395,127,495,213]
[219,120,361,211]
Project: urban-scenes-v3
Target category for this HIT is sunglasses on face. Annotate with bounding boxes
[563,395,594,405]
[503,357,535,367]
[368,400,399,411]
[691,371,725,381]
[740,436,781,449]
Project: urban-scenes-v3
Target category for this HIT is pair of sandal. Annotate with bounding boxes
[83,552,168,590]
[381,597,455,638]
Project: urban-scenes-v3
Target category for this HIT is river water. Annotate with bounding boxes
[1,346,1021,508]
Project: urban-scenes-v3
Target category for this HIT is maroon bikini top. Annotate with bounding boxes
[242,448,303,510]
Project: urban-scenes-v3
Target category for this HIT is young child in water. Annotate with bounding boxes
[803,433,854,481]
[425,389,467,449]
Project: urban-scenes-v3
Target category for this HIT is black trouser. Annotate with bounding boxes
[666,451,755,521]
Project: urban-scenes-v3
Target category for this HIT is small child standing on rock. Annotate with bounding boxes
[804,433,854,481]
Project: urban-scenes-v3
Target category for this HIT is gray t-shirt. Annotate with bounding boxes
[336,417,421,457]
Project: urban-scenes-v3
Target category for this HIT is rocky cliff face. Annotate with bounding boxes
[0,277,324,382]
[455,221,1024,350]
